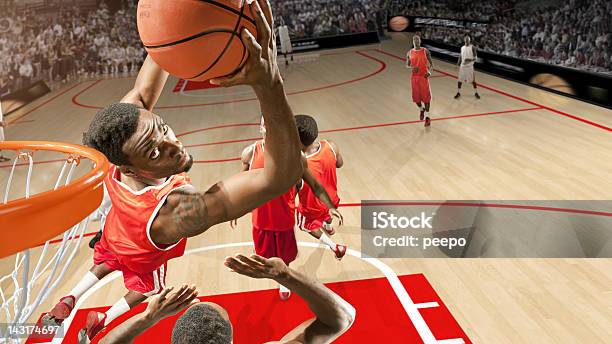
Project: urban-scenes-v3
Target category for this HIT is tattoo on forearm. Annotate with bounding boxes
[174,193,209,237]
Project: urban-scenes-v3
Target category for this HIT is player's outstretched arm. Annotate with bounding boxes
[225,255,356,344]
[121,55,169,110]
[301,157,343,226]
[151,0,302,244]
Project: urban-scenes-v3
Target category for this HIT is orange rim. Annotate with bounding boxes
[0,141,109,258]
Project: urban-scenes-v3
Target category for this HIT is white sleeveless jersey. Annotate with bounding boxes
[279,25,290,43]
[461,45,475,67]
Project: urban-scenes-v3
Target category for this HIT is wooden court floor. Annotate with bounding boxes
[1,33,612,343]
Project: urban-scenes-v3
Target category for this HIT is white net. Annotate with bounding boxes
[0,151,102,343]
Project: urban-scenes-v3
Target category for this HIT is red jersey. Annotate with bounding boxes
[298,140,340,219]
[100,165,192,274]
[249,140,296,231]
[408,48,428,77]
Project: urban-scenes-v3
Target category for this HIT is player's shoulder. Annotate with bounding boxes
[242,141,257,154]
[162,184,198,208]
[241,142,257,162]
[324,139,339,150]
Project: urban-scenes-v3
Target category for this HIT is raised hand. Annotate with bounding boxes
[210,0,280,89]
[143,284,199,323]
[224,254,288,280]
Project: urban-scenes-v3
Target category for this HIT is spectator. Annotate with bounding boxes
[18,57,33,87]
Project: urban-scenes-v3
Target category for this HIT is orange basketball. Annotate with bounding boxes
[137,0,258,82]
[389,16,409,32]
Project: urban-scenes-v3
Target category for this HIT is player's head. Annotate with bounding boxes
[171,302,232,344]
[295,114,319,150]
[259,115,266,139]
[464,35,471,45]
[413,35,421,48]
[83,103,194,180]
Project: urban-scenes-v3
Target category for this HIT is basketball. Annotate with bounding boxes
[389,16,409,32]
[529,73,575,95]
[137,0,258,82]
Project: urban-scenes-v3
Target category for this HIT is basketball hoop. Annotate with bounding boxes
[0,141,108,342]
[0,141,108,258]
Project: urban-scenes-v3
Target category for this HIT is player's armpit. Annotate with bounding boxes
[276,317,352,344]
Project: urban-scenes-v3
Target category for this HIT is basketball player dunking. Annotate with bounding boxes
[42,1,304,342]
[454,35,480,99]
[295,114,347,259]
[406,35,434,127]
[235,115,344,300]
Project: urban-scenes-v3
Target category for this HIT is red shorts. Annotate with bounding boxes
[411,75,432,103]
[94,243,167,296]
[297,212,332,232]
[252,228,298,265]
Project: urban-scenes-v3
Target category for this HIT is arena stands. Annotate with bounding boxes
[0,1,144,94]
[271,0,383,39]
[0,0,384,94]
[390,0,611,74]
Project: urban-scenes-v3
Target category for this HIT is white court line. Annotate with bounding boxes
[437,339,467,344]
[416,302,440,309]
[50,241,464,344]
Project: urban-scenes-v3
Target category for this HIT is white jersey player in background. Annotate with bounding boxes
[455,35,480,99]
[277,17,293,65]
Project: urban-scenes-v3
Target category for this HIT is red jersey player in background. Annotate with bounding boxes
[295,114,347,260]
[406,35,434,127]
[235,116,343,300]
[42,2,305,342]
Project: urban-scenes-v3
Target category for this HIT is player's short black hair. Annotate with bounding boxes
[295,114,319,146]
[171,303,232,344]
[82,103,141,166]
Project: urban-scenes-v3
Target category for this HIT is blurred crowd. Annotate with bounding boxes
[3,0,608,95]
[0,1,144,94]
[271,0,383,39]
[392,0,612,74]
[0,0,385,94]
